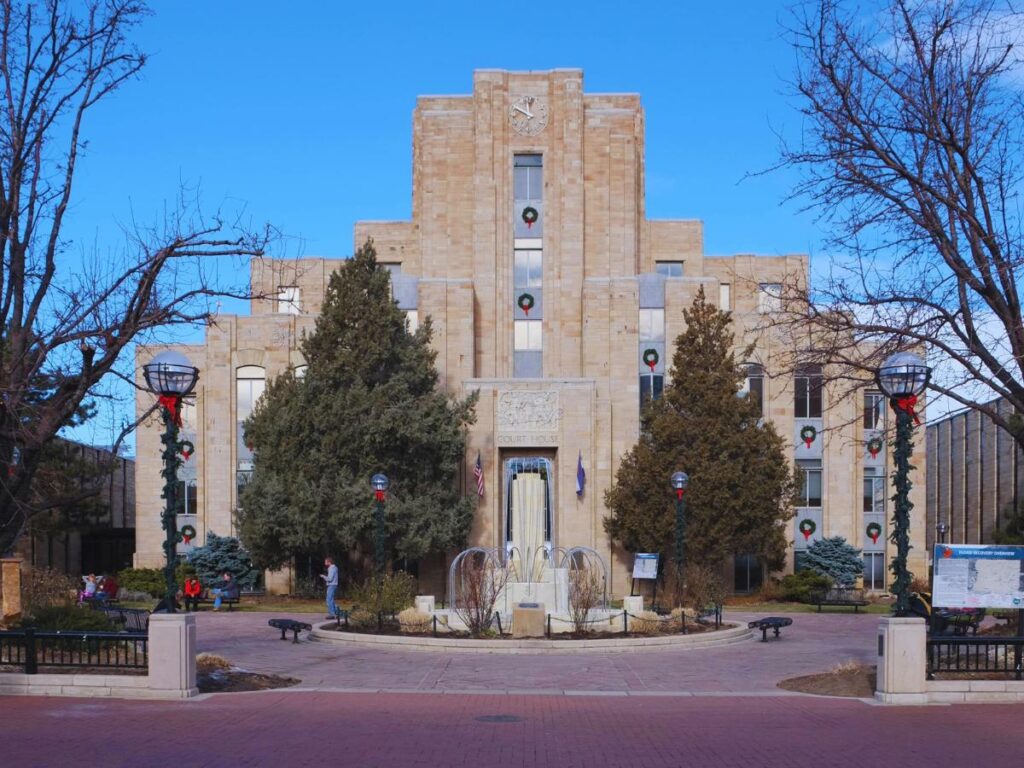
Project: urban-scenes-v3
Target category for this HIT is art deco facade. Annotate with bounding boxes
[135,70,928,595]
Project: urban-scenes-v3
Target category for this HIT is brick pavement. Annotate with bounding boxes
[195,610,879,693]
[3,691,1023,767]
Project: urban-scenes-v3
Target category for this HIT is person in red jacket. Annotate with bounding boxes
[183,576,203,612]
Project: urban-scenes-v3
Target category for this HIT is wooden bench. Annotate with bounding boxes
[810,588,869,612]
[191,596,240,611]
[748,616,793,642]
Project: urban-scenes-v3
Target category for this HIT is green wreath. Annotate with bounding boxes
[800,425,817,448]
[642,348,659,371]
[799,518,816,541]
[180,525,197,544]
[866,522,882,544]
[521,206,539,228]
[866,437,883,458]
[517,292,535,316]
[177,440,195,460]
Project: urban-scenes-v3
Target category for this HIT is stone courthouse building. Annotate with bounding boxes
[135,70,927,595]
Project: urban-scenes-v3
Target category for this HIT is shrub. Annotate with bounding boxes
[568,566,603,634]
[196,653,232,673]
[683,564,728,611]
[21,606,115,632]
[117,568,167,598]
[22,568,78,617]
[349,571,417,615]
[397,607,432,634]
[452,555,509,637]
[802,536,863,587]
[187,533,260,590]
[347,607,378,629]
[781,570,833,603]
[756,579,784,602]
[629,610,666,635]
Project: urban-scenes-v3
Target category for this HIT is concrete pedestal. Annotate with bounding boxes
[1,557,24,625]
[148,613,199,698]
[623,595,644,615]
[512,602,547,638]
[415,595,435,615]
[875,616,928,705]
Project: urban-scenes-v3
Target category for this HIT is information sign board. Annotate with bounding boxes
[632,553,659,580]
[932,545,1024,609]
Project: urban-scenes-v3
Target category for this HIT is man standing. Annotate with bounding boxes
[320,557,339,619]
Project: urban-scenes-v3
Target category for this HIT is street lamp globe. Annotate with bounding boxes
[143,350,199,397]
[936,522,949,543]
[371,473,390,493]
[876,351,931,399]
[671,471,689,492]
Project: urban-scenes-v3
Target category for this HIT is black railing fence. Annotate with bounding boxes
[0,629,148,675]
[926,635,1024,681]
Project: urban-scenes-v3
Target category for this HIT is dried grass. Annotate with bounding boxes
[196,653,232,674]
[398,607,432,634]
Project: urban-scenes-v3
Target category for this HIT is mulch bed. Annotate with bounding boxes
[198,669,299,693]
[778,665,877,697]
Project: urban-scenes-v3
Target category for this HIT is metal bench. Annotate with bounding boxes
[268,618,312,643]
[95,606,151,633]
[748,616,793,642]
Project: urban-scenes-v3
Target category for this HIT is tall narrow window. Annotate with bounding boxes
[863,391,885,430]
[236,366,265,504]
[277,286,300,315]
[744,363,765,417]
[404,310,419,334]
[758,283,782,314]
[514,320,543,351]
[797,459,823,507]
[639,374,664,409]
[513,154,543,200]
[863,467,885,514]
[863,552,886,591]
[794,364,823,418]
[639,309,665,342]
[514,250,542,288]
[719,283,731,310]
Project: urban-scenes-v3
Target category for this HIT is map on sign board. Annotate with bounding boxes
[632,553,659,580]
[932,545,1024,609]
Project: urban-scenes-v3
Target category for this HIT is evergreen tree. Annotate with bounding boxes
[187,533,260,590]
[604,288,796,572]
[801,536,863,587]
[237,241,477,570]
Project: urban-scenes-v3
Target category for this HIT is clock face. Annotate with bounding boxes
[509,96,549,136]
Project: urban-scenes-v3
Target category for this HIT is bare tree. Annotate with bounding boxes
[774,0,1024,439]
[0,1,271,555]
[453,552,509,637]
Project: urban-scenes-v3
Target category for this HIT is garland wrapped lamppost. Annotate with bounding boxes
[371,473,390,579]
[670,471,689,576]
[876,351,931,617]
[142,350,200,614]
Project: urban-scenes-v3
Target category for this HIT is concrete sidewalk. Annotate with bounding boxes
[195,609,878,693]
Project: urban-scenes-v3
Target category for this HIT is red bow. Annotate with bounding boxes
[158,394,182,426]
[895,395,920,425]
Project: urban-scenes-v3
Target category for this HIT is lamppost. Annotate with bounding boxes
[371,473,389,578]
[671,471,689,576]
[936,522,949,545]
[143,350,200,614]
[876,351,931,617]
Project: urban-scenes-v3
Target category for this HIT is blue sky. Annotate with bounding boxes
[67,1,825,448]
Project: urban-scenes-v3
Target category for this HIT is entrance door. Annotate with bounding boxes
[503,457,553,581]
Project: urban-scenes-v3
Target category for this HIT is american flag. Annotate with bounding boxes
[473,452,485,497]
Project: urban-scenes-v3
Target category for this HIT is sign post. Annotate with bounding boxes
[630,553,660,605]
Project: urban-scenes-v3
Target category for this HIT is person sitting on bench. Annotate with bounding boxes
[183,576,203,612]
[210,572,239,611]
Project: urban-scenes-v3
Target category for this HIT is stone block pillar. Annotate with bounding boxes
[415,595,436,615]
[1,557,24,625]
[875,616,928,704]
[623,595,644,615]
[148,613,199,698]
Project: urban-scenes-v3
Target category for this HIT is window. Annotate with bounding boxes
[174,479,198,516]
[794,364,823,418]
[277,286,300,315]
[758,283,782,314]
[639,308,665,342]
[863,552,886,591]
[514,250,543,288]
[180,399,198,432]
[404,310,419,334]
[719,283,731,310]
[797,460,822,507]
[863,391,886,430]
[639,374,664,409]
[863,467,885,514]
[236,366,266,486]
[514,154,543,200]
[733,554,763,593]
[655,261,684,277]
[514,320,543,351]
[380,263,402,278]
[744,363,765,417]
